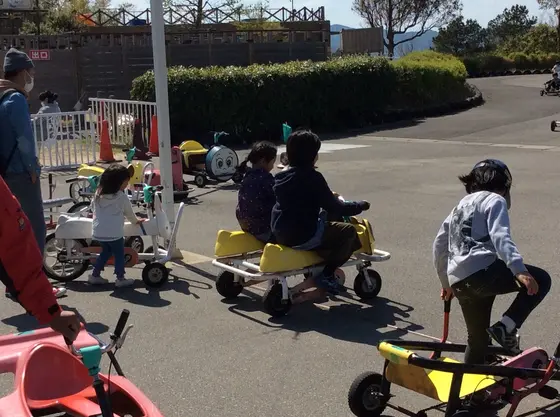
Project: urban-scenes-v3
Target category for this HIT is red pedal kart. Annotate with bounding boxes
[0,310,164,417]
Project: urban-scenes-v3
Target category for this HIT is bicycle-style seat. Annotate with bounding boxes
[215,230,266,258]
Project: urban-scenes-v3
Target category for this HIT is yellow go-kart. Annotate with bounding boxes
[212,216,391,317]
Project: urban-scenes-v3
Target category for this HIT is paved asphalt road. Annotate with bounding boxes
[2,75,560,416]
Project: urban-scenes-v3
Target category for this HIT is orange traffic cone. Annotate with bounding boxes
[148,115,159,156]
[97,120,121,163]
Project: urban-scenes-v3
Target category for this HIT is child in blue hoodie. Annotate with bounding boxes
[433,159,551,364]
[271,130,370,298]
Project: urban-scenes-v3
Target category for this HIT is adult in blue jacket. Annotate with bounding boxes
[0,48,45,256]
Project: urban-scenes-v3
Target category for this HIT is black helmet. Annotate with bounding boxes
[472,159,512,208]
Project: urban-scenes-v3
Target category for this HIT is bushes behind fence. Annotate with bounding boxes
[131,51,473,141]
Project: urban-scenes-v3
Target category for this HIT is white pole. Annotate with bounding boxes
[150,0,175,223]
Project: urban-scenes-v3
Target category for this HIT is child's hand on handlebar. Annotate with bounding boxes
[441,287,454,301]
[359,201,371,211]
[516,272,539,295]
[49,310,82,342]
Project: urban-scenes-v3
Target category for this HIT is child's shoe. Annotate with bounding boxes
[487,322,521,354]
[88,274,109,285]
[315,274,340,296]
[115,277,135,288]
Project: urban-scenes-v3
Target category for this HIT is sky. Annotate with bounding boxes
[126,0,551,29]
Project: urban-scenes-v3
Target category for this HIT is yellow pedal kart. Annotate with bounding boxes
[212,217,391,317]
[348,302,560,417]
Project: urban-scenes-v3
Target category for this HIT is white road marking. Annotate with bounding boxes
[359,135,559,151]
[277,143,371,154]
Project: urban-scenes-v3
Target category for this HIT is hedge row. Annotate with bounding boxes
[131,51,474,141]
[462,53,560,77]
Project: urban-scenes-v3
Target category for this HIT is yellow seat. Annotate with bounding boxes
[378,342,497,402]
[179,140,207,155]
[77,164,105,177]
[260,244,324,273]
[215,230,266,258]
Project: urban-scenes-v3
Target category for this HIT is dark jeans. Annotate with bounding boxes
[315,221,361,276]
[4,173,45,255]
[452,260,551,364]
[92,238,126,278]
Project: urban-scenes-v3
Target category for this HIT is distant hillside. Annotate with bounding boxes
[331,24,437,57]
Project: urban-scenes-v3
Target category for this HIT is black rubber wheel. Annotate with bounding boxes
[67,201,92,216]
[194,174,207,188]
[552,121,557,132]
[354,269,382,300]
[263,282,291,317]
[142,262,169,288]
[173,191,190,202]
[541,90,545,96]
[231,171,243,184]
[125,236,144,254]
[215,270,243,299]
[43,234,90,282]
[415,412,428,417]
[348,372,390,417]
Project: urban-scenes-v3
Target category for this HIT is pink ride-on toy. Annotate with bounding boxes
[0,310,164,417]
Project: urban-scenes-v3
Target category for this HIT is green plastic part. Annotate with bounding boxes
[214,131,227,144]
[143,185,154,204]
[282,123,292,143]
[126,147,137,163]
[78,345,102,377]
[87,176,100,192]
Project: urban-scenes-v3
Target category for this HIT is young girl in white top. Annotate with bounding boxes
[88,164,143,287]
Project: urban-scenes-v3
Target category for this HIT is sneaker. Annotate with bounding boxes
[88,275,109,285]
[6,287,67,299]
[487,322,521,353]
[52,287,67,298]
[115,278,135,288]
[315,274,340,296]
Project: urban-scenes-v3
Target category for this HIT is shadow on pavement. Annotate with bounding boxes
[1,304,109,335]
[224,288,421,347]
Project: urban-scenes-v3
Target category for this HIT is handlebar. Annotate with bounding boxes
[65,309,132,357]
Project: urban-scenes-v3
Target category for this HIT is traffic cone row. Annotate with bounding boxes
[148,115,159,156]
[97,115,159,163]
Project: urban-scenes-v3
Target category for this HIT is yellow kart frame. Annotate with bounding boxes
[211,217,391,317]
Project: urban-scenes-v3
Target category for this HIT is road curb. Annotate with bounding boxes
[468,68,552,78]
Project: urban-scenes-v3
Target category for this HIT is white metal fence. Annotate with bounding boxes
[89,97,157,147]
[32,110,97,171]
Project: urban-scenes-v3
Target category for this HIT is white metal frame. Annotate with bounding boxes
[32,110,97,171]
[212,249,391,301]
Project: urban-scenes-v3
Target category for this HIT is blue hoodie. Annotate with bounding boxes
[0,85,40,176]
[271,166,363,247]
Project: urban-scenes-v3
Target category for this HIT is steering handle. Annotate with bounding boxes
[113,309,130,339]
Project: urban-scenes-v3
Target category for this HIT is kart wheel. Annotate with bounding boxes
[263,282,291,317]
[216,270,243,299]
[415,413,428,417]
[67,201,92,216]
[125,236,144,254]
[43,234,90,282]
[348,372,389,417]
[194,174,207,188]
[354,269,382,300]
[68,180,91,202]
[541,90,545,96]
[552,121,557,132]
[142,262,169,288]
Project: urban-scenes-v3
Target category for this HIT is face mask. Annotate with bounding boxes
[24,71,34,93]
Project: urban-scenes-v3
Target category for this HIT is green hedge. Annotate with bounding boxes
[461,52,560,76]
[131,51,472,139]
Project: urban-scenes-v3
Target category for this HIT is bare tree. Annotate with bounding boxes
[352,0,461,58]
